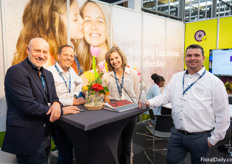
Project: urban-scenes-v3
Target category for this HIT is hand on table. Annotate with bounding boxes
[63,106,80,115]
[73,97,86,105]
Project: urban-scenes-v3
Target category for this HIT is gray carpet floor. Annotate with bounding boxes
[133,121,232,164]
[2,120,232,164]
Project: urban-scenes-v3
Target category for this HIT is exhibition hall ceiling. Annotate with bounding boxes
[100,0,232,22]
[143,0,232,22]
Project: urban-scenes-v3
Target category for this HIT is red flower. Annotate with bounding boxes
[91,83,104,92]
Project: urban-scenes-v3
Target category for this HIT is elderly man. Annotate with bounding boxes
[2,38,62,164]
[144,44,230,164]
[47,45,85,164]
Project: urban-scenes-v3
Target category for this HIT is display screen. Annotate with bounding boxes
[209,49,232,76]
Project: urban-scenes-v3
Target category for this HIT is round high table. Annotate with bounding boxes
[58,105,148,164]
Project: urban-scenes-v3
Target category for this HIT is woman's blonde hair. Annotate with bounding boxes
[12,0,78,65]
[76,1,112,72]
[105,47,127,72]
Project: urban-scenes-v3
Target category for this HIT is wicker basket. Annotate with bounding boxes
[84,103,104,110]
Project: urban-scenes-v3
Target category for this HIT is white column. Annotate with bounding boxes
[128,0,142,12]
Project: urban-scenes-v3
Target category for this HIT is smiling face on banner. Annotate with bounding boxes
[61,0,84,40]
[82,2,107,47]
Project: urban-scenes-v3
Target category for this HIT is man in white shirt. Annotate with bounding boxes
[47,45,84,108]
[47,45,85,164]
[144,44,230,164]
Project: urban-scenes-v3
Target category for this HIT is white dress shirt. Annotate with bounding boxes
[148,67,230,145]
[47,63,83,106]
[102,67,140,103]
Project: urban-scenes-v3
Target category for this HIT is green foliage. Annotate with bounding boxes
[0,131,5,148]
[51,138,57,151]
[137,113,150,122]
[225,82,232,93]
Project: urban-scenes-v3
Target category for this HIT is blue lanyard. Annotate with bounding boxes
[55,64,71,93]
[114,70,124,97]
[74,56,83,75]
[40,72,46,92]
[182,69,206,95]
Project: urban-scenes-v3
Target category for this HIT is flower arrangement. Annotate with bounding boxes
[82,77,109,106]
[83,46,109,109]
[225,82,232,93]
[90,45,100,79]
[83,77,109,95]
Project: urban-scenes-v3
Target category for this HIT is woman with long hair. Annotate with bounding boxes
[12,0,84,75]
[77,1,113,84]
[103,47,140,164]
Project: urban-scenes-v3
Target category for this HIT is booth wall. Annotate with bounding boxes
[185,16,232,70]
[219,16,232,49]
[0,0,184,132]
[185,19,218,70]
[0,2,7,133]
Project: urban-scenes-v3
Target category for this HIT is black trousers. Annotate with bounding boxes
[52,123,73,164]
[118,117,137,164]
[16,135,50,164]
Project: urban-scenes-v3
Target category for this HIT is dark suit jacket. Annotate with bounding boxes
[2,58,60,155]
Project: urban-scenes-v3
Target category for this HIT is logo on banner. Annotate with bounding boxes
[194,30,206,42]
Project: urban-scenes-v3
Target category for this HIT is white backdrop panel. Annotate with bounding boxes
[0,2,7,132]
[112,6,142,69]
[142,13,184,90]
[142,13,166,89]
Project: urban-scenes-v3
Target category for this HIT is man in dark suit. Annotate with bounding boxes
[2,37,62,164]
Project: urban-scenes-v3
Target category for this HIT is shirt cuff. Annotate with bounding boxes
[208,135,218,146]
[60,99,73,106]
[148,99,154,109]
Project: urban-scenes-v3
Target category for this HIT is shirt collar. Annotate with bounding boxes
[185,66,205,76]
[197,66,206,76]
[55,62,70,73]
[27,57,44,72]
[109,67,130,76]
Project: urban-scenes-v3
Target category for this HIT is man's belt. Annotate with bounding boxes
[177,129,213,135]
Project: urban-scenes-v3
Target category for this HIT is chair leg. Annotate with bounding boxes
[152,137,156,164]
[48,154,51,164]
[130,140,133,164]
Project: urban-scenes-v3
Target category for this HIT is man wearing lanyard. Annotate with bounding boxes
[47,45,84,164]
[144,44,230,163]
[2,38,62,164]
